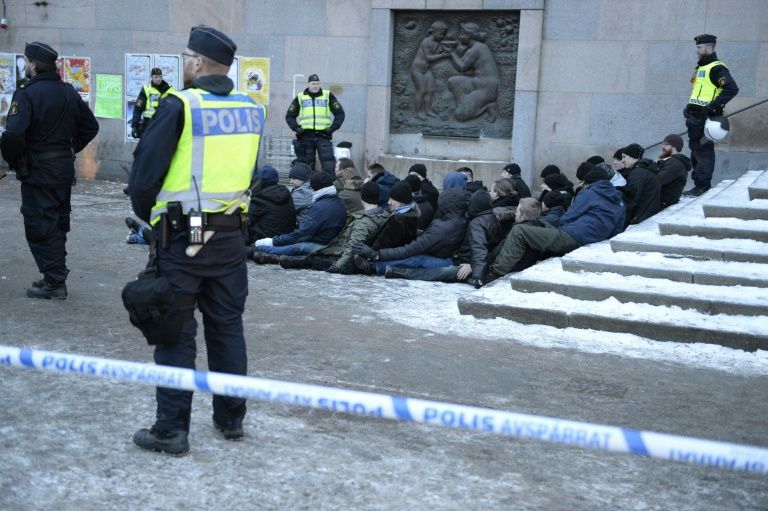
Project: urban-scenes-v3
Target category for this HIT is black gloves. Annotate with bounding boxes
[296,127,305,137]
[131,129,140,139]
[350,241,377,260]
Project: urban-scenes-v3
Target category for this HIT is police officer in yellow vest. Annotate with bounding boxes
[682,34,738,197]
[285,74,345,177]
[130,67,172,139]
[129,26,266,455]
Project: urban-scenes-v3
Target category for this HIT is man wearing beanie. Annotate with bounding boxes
[488,167,625,283]
[130,26,265,454]
[130,67,173,139]
[407,163,439,210]
[281,180,392,274]
[619,143,661,226]
[251,170,346,261]
[366,163,400,208]
[247,165,297,244]
[1,42,99,300]
[405,174,435,229]
[657,134,692,209]
[500,163,532,199]
[540,189,572,226]
[288,161,314,221]
[285,73,345,176]
[335,166,363,215]
[682,34,739,197]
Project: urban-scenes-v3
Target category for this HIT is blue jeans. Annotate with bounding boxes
[256,242,325,256]
[399,265,462,282]
[375,255,452,275]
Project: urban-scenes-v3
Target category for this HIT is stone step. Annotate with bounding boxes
[458,280,768,352]
[748,171,768,200]
[509,259,768,316]
[658,216,768,242]
[560,242,768,288]
[610,232,768,264]
[703,170,768,220]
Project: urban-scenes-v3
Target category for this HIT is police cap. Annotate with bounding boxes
[694,34,717,45]
[308,74,320,83]
[151,67,163,76]
[188,25,237,66]
[25,42,58,66]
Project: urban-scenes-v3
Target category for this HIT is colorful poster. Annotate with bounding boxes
[154,54,180,90]
[0,53,16,95]
[0,94,12,133]
[239,57,270,105]
[56,57,65,81]
[126,100,138,142]
[227,56,239,90]
[94,74,123,119]
[63,57,91,100]
[125,54,151,99]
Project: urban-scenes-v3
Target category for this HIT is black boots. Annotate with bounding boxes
[279,255,313,269]
[26,280,67,300]
[246,247,282,265]
[133,427,190,455]
[682,185,710,197]
[213,415,245,440]
[384,266,408,279]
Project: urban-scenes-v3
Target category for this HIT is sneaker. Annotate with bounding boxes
[126,233,140,244]
[26,281,67,300]
[133,427,189,455]
[213,415,244,441]
[353,254,376,275]
[384,266,408,279]
[682,186,710,198]
[279,255,312,270]
[125,217,141,234]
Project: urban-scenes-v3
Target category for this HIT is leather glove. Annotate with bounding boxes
[350,241,376,259]
[131,129,140,139]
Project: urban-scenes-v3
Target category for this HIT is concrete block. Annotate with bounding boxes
[60,29,132,74]
[168,0,245,35]
[367,9,394,87]
[705,0,768,42]
[713,42,760,98]
[371,0,426,7]
[244,0,325,36]
[749,172,768,200]
[645,42,696,96]
[588,94,682,148]
[511,90,538,185]
[365,86,391,165]
[443,0,483,8]
[285,36,368,85]
[542,0,599,40]
[539,41,646,94]
[714,150,768,183]
[658,219,768,243]
[426,0,445,8]
[96,0,169,31]
[327,0,370,37]
[0,28,62,54]
[516,9,543,92]
[596,0,707,41]
[484,0,544,8]
[233,33,286,83]
[332,83,367,134]
[561,258,694,284]
[24,0,96,30]
[534,92,592,145]
[757,44,768,98]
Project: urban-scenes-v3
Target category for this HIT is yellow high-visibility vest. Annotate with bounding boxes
[688,60,725,107]
[142,84,173,119]
[297,90,332,130]
[150,88,266,226]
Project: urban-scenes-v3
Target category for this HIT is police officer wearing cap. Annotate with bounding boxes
[682,34,739,197]
[130,67,173,139]
[129,26,266,455]
[285,73,345,177]
[0,42,99,300]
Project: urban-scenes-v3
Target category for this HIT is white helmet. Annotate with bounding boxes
[704,115,730,142]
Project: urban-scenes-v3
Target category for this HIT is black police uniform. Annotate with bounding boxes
[129,74,250,438]
[285,87,345,177]
[0,70,99,293]
[130,79,172,139]
[684,49,738,192]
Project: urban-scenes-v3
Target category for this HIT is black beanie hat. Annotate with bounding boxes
[583,167,609,185]
[503,163,521,175]
[543,189,571,209]
[586,155,605,165]
[310,172,334,191]
[409,163,427,179]
[188,25,237,66]
[621,143,644,160]
[576,162,595,181]
[540,164,561,178]
[544,173,572,191]
[404,174,422,193]
[360,181,380,205]
[388,180,413,204]
[25,42,58,66]
[288,162,312,182]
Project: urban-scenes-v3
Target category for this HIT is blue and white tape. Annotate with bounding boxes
[1,344,766,474]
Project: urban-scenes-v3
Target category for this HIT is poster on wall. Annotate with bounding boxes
[94,74,123,119]
[239,57,270,105]
[125,54,151,99]
[154,54,181,90]
[0,53,16,133]
[125,99,137,142]
[63,57,91,101]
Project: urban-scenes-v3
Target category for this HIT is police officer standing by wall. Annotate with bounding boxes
[0,42,99,300]
[682,34,738,197]
[130,67,173,139]
[285,74,345,177]
[129,26,266,455]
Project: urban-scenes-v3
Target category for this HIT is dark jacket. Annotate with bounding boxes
[371,205,419,251]
[540,205,566,227]
[273,190,347,246]
[506,175,531,199]
[492,195,518,234]
[621,158,661,225]
[285,87,345,135]
[131,80,172,131]
[558,179,625,246]
[466,180,486,194]
[372,171,400,208]
[248,182,296,243]
[318,207,390,270]
[414,193,435,230]
[455,191,505,280]
[378,188,468,261]
[1,71,99,189]
[337,175,363,215]
[420,179,440,211]
[658,154,692,209]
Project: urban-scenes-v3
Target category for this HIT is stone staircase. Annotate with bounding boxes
[458,170,768,352]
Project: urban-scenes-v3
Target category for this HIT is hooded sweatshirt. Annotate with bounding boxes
[558,179,625,245]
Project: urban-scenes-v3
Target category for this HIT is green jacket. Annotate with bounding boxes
[317,207,389,269]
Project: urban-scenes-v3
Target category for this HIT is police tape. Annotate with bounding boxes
[1,344,767,474]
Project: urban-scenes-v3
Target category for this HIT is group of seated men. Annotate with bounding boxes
[124,133,691,287]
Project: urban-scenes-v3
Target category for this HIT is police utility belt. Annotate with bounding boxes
[158,201,247,249]
[16,147,75,179]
